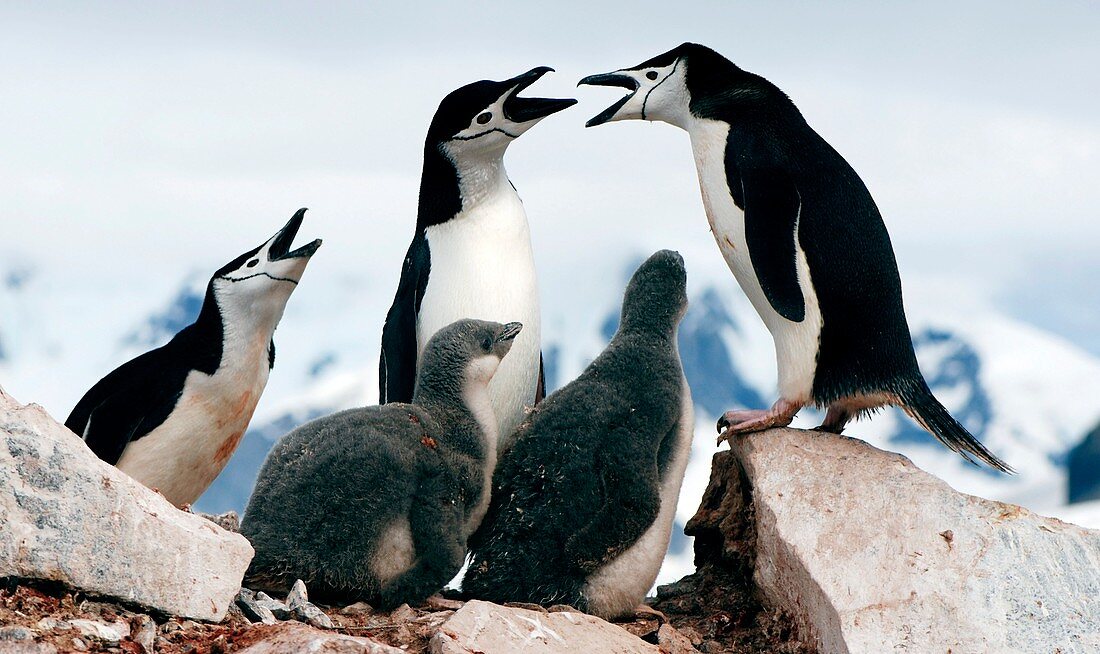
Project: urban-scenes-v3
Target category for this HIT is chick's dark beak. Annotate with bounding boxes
[497,322,523,343]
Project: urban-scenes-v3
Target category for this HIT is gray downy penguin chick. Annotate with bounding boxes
[464,250,693,620]
[65,209,321,507]
[579,43,1010,472]
[241,318,522,609]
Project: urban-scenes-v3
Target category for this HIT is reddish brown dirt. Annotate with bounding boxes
[0,581,454,653]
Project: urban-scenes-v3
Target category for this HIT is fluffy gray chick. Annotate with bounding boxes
[465,250,693,619]
[241,318,521,609]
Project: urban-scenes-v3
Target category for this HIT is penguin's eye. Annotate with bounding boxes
[246,259,259,268]
[646,70,659,81]
[476,112,492,125]
[480,336,493,352]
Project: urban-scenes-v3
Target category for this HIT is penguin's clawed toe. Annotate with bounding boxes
[715,401,802,443]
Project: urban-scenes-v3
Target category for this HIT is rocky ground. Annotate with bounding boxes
[11,393,1093,652]
[0,573,809,654]
[0,479,812,654]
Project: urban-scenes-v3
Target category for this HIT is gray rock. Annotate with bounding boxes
[294,601,335,630]
[285,578,309,609]
[727,428,1100,654]
[0,393,254,621]
[235,622,403,654]
[36,618,69,631]
[237,588,278,625]
[0,626,35,641]
[68,619,129,643]
[284,579,334,629]
[255,590,293,620]
[430,600,660,653]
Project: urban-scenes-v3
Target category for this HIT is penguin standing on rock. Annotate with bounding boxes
[242,319,522,609]
[580,43,1011,472]
[66,210,322,506]
[465,250,693,620]
[380,67,576,447]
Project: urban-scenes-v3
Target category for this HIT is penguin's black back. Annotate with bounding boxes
[684,51,920,404]
[65,294,224,463]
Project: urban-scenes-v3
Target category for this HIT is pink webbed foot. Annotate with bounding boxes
[716,398,802,444]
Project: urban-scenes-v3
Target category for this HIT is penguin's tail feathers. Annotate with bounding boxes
[895,378,1015,474]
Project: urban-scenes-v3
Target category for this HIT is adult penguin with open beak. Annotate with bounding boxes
[580,43,1010,472]
[380,67,575,452]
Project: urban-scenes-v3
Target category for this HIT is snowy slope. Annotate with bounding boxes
[3,252,1100,588]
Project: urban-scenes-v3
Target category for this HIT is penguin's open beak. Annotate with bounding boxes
[578,71,640,127]
[496,322,523,343]
[501,67,577,124]
[269,208,323,261]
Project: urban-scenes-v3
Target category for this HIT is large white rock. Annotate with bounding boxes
[430,600,659,654]
[0,391,253,621]
[727,428,1100,654]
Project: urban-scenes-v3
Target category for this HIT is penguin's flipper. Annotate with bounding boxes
[738,166,806,322]
[379,233,431,404]
[535,353,546,404]
[563,434,661,575]
[66,350,188,465]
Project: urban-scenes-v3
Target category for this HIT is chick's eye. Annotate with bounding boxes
[646,70,659,80]
[476,112,492,125]
[481,337,493,351]
[246,259,259,268]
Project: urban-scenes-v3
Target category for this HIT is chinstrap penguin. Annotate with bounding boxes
[580,43,1011,472]
[380,67,576,450]
[66,209,322,506]
[242,319,522,609]
[464,250,693,620]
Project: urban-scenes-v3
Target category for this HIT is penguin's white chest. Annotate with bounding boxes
[417,188,541,444]
[115,337,270,507]
[688,119,822,402]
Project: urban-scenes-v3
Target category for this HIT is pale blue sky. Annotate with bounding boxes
[1,1,1098,349]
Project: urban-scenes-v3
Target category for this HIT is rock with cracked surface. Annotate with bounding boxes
[724,427,1100,653]
[0,391,254,621]
[430,600,660,653]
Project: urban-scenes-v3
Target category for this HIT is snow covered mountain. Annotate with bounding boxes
[3,254,1099,587]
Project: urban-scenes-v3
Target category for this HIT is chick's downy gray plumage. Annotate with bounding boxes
[464,250,693,620]
[241,318,521,608]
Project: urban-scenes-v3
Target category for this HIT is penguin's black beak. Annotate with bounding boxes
[502,67,577,123]
[578,71,640,127]
[269,208,323,261]
[496,322,523,343]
